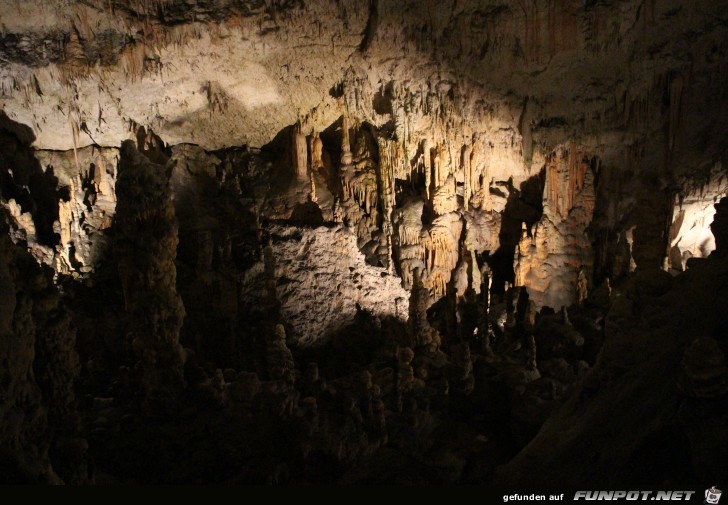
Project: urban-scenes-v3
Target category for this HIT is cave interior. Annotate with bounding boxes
[0,0,727,486]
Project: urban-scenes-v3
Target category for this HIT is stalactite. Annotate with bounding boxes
[292,125,308,180]
[462,144,472,211]
[310,131,324,171]
[309,170,317,203]
[668,73,684,152]
[424,139,432,200]
[544,144,588,221]
[433,144,442,189]
[341,114,352,166]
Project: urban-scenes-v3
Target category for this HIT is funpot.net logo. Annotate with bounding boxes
[573,491,696,501]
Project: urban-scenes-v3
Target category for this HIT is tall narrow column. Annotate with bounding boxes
[115,140,185,415]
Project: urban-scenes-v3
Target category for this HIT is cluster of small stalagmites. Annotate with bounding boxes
[115,140,186,415]
[513,144,595,309]
[0,211,86,484]
[182,329,389,472]
[314,369,389,465]
[493,294,593,446]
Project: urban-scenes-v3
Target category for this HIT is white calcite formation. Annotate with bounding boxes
[667,163,728,270]
[262,224,409,346]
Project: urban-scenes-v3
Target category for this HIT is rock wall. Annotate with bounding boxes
[253,224,410,346]
[667,164,728,271]
[0,208,85,483]
[0,0,727,485]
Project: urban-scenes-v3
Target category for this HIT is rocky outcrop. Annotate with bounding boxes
[250,224,409,346]
[667,165,728,271]
[514,144,595,309]
[0,209,85,483]
[494,197,728,487]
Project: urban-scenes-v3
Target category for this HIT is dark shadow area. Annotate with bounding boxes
[0,112,63,246]
[289,200,324,226]
[372,81,394,116]
[487,170,544,295]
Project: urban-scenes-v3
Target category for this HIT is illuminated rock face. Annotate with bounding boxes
[667,166,728,270]
[259,224,409,346]
[514,145,595,310]
[1,0,725,309]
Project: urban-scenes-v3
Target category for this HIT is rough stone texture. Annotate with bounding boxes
[2,0,727,309]
[0,209,85,484]
[493,199,728,486]
[260,224,409,346]
[115,139,185,414]
[0,0,727,487]
[514,144,595,309]
[667,164,728,270]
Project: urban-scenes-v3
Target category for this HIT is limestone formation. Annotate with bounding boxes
[513,145,595,309]
[407,268,441,350]
[115,140,185,414]
[309,132,324,172]
[0,209,85,483]
[292,126,308,180]
[267,324,296,386]
[677,337,728,399]
[0,0,727,487]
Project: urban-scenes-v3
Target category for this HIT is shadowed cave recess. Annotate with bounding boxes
[0,0,726,485]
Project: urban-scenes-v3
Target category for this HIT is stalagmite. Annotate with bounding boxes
[407,267,441,349]
[332,197,343,223]
[267,324,296,386]
[115,140,185,415]
[424,139,432,200]
[309,170,318,203]
[377,137,396,273]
